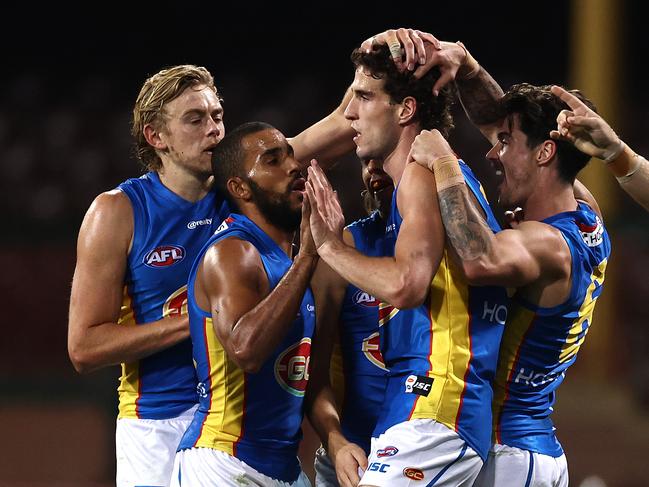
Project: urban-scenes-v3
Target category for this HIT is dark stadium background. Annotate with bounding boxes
[1,2,648,485]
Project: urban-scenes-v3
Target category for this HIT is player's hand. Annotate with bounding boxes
[407,129,456,171]
[333,442,368,487]
[298,185,318,259]
[360,28,440,73]
[504,207,524,229]
[305,160,345,252]
[550,85,624,162]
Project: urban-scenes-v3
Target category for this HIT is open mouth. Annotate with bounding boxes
[291,178,306,192]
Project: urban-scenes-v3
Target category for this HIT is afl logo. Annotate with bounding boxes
[163,286,188,317]
[353,290,380,307]
[144,245,185,268]
[274,338,311,397]
[362,332,388,371]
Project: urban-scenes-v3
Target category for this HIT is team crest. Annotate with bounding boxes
[274,338,311,397]
[362,332,388,371]
[163,286,188,317]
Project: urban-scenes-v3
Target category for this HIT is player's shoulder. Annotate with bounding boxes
[85,189,132,223]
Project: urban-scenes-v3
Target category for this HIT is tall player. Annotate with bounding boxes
[305,44,508,487]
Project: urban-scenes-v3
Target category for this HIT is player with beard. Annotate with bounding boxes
[307,158,393,487]
[172,122,317,486]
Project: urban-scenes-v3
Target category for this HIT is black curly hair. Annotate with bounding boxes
[350,44,455,138]
[502,83,597,183]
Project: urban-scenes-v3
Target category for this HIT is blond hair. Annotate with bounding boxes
[131,65,221,171]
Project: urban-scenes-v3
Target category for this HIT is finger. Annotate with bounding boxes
[416,30,442,50]
[352,449,369,471]
[550,85,590,113]
[301,189,311,218]
[408,28,426,65]
[407,147,415,164]
[307,167,332,218]
[359,36,374,53]
[384,29,404,68]
[556,109,572,125]
[311,160,334,192]
[396,27,416,70]
[565,114,601,130]
[432,69,455,96]
[549,129,564,140]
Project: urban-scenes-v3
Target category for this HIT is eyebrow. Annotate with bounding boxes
[260,141,293,158]
[181,107,223,118]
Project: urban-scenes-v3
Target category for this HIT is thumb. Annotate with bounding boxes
[407,147,416,164]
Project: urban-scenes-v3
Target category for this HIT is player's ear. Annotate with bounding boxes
[398,96,417,125]
[537,139,557,166]
[143,123,167,150]
[227,176,252,202]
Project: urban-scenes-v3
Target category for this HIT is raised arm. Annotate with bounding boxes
[551,85,649,212]
[306,161,444,309]
[68,191,189,374]
[290,87,356,170]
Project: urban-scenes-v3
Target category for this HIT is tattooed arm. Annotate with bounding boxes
[455,67,505,143]
[408,129,570,288]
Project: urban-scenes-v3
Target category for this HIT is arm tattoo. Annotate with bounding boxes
[456,69,505,126]
[439,185,491,260]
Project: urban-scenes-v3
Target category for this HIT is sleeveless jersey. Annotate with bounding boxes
[178,213,316,483]
[117,171,229,420]
[376,160,508,461]
[492,202,611,456]
[330,211,390,454]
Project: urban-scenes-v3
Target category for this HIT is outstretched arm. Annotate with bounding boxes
[551,85,649,212]
[68,191,189,374]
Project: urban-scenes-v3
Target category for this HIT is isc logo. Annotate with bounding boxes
[353,290,380,307]
[144,245,185,268]
[274,338,311,397]
[368,462,390,473]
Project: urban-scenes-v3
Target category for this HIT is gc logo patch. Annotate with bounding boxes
[403,467,424,481]
[274,338,311,397]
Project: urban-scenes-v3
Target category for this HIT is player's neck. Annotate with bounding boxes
[243,207,294,256]
[523,181,577,221]
[383,125,419,184]
[157,166,212,203]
